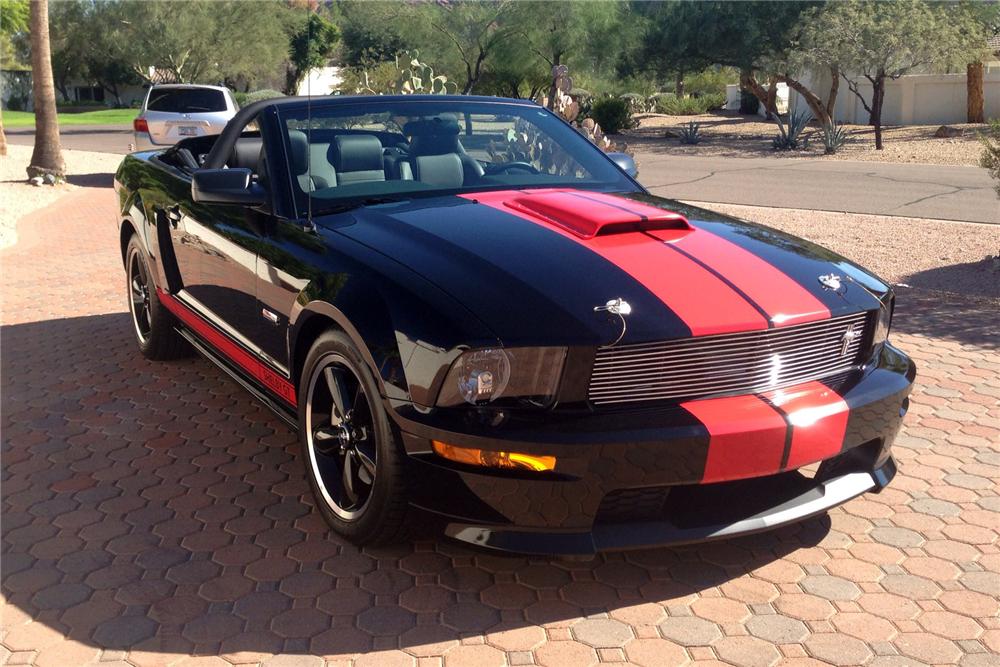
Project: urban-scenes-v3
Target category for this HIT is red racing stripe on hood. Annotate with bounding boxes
[763,380,849,469]
[681,394,788,483]
[463,190,769,336]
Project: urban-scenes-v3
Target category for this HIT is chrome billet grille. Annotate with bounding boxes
[589,312,870,406]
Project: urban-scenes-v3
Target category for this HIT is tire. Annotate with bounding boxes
[298,329,410,546]
[125,235,189,360]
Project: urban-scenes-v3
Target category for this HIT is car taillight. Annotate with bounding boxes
[133,118,148,133]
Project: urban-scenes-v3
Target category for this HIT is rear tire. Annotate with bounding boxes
[125,235,189,360]
[298,329,410,546]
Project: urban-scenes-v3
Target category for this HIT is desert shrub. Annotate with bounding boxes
[684,67,738,98]
[678,121,702,145]
[241,89,285,106]
[656,93,725,116]
[590,96,637,134]
[773,110,812,151]
[981,119,1000,198]
[822,120,847,155]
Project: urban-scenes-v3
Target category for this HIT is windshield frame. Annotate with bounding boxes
[272,98,643,220]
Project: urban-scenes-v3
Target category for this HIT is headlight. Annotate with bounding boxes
[437,347,567,407]
[872,295,894,347]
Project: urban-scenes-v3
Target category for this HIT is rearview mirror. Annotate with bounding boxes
[192,168,266,206]
[607,152,638,179]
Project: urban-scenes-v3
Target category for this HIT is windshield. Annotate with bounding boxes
[275,100,636,217]
[147,88,227,113]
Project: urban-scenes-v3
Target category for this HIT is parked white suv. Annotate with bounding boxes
[132,84,238,152]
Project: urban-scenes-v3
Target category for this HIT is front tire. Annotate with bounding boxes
[298,329,410,546]
[125,235,188,360]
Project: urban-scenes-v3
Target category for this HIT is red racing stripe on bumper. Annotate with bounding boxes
[465,190,769,336]
[681,394,788,483]
[764,380,849,469]
[157,290,297,406]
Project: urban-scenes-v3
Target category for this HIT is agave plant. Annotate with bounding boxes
[772,109,812,151]
[679,121,702,145]
[821,120,847,155]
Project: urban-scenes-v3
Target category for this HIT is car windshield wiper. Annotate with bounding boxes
[311,196,409,216]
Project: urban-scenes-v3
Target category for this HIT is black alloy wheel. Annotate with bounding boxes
[125,235,188,360]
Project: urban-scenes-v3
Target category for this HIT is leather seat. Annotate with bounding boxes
[287,130,331,192]
[331,135,386,185]
[405,116,484,188]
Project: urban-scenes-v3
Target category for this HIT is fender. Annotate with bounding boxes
[289,276,497,408]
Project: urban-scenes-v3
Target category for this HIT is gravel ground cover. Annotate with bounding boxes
[0,145,123,249]
[625,112,988,167]
[687,201,1000,302]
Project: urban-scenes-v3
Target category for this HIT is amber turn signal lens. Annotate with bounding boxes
[432,441,556,472]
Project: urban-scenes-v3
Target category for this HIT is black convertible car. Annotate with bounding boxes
[114,95,914,555]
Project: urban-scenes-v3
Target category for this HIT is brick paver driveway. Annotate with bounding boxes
[2,189,998,667]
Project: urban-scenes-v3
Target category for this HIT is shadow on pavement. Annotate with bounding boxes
[893,282,1000,350]
[66,173,116,189]
[1,312,831,656]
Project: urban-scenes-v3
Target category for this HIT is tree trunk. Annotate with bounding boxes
[28,0,65,180]
[764,76,778,121]
[967,61,984,124]
[675,71,684,97]
[782,76,831,126]
[872,74,885,150]
[1,108,7,157]
[546,53,561,111]
[739,69,775,118]
[826,66,839,121]
[284,65,300,96]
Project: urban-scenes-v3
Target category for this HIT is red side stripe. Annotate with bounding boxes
[764,381,849,469]
[646,228,830,327]
[464,190,769,336]
[157,290,297,406]
[681,394,788,483]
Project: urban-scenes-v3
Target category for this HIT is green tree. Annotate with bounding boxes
[633,1,818,116]
[0,0,29,155]
[821,0,985,149]
[510,1,622,108]
[423,0,515,94]
[339,1,413,67]
[115,0,288,85]
[285,11,340,94]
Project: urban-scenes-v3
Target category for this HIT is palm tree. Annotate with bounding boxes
[27,0,64,180]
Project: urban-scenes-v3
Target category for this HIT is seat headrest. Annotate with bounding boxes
[404,115,461,137]
[286,130,309,176]
[331,135,384,173]
[230,137,262,170]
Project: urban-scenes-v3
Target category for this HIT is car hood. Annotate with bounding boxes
[330,189,889,347]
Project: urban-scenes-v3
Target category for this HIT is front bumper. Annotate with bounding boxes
[393,343,915,555]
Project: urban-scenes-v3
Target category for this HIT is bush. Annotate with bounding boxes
[589,97,637,134]
[772,110,812,151]
[239,89,285,107]
[678,121,703,145]
[822,120,847,155]
[684,67,738,98]
[981,119,1000,198]
[655,93,725,116]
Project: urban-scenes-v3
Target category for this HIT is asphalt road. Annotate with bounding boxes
[8,124,997,223]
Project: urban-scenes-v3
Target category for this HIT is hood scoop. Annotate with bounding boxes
[502,190,690,239]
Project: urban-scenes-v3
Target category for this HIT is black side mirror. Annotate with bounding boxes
[192,168,266,206]
[607,152,638,179]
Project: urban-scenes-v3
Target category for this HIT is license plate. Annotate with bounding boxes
[177,126,199,136]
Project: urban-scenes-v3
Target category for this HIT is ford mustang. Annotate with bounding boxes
[114,95,915,555]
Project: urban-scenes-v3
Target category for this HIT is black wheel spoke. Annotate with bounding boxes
[342,450,358,503]
[307,354,377,519]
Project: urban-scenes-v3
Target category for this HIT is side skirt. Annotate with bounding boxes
[176,328,299,431]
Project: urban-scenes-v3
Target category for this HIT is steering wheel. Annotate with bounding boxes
[486,161,540,175]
